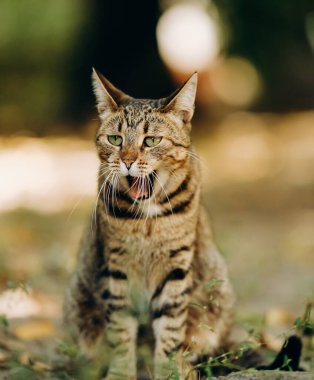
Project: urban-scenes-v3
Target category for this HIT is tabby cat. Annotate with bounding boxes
[64,69,234,379]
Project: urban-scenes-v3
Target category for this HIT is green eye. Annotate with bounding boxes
[144,136,162,147]
[108,135,123,146]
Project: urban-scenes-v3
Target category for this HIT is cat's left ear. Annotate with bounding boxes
[161,72,198,124]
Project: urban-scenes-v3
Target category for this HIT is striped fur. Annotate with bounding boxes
[64,71,234,379]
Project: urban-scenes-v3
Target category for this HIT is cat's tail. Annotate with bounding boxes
[194,335,303,377]
[256,335,302,371]
[228,335,303,373]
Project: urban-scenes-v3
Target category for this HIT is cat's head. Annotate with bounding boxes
[92,68,197,202]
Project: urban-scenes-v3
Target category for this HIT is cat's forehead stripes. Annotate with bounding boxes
[118,119,150,144]
[122,98,165,129]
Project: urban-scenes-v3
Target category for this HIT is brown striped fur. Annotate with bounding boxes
[64,70,234,379]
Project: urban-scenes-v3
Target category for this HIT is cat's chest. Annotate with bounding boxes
[116,234,170,301]
[120,234,166,279]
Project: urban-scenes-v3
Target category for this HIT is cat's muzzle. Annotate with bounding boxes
[126,173,155,200]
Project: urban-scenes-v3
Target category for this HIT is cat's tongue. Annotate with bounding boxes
[130,177,148,199]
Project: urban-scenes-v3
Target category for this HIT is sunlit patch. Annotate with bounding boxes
[0,287,61,319]
[0,289,41,318]
[0,138,97,212]
[156,3,221,72]
[14,319,56,340]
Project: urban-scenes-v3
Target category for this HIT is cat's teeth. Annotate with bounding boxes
[130,177,149,199]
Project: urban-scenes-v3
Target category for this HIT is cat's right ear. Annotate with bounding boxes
[92,68,129,116]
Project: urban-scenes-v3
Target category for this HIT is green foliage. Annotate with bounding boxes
[76,362,100,380]
[0,314,9,329]
[167,365,180,380]
[294,302,314,337]
[6,280,31,294]
[281,354,293,372]
[166,355,180,380]
[203,278,224,290]
[9,366,35,380]
[0,0,88,133]
[204,365,213,379]
[0,0,85,60]
[57,340,79,359]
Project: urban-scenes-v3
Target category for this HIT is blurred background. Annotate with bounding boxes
[0,0,314,374]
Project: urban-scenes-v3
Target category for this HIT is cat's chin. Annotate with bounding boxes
[126,173,155,200]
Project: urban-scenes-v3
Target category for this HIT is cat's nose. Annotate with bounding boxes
[120,149,138,169]
[123,160,134,169]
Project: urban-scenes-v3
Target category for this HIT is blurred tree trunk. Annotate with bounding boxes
[65,0,174,126]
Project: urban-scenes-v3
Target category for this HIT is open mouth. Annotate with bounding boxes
[126,173,155,200]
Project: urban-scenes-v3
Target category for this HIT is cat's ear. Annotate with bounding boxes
[92,68,130,116]
[161,72,198,124]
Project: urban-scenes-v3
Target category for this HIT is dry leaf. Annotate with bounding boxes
[262,331,285,351]
[265,308,295,327]
[32,361,51,372]
[14,319,56,340]
[0,351,10,363]
[19,351,31,365]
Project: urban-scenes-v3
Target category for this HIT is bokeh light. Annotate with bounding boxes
[156,2,221,73]
[210,57,263,107]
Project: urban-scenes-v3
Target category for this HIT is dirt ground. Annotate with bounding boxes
[0,111,313,378]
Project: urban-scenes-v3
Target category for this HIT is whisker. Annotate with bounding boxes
[185,150,205,169]
[110,175,117,219]
[66,197,83,225]
[153,171,177,231]
[153,172,173,217]
[112,173,121,212]
[91,171,112,231]
[153,181,158,229]
[134,176,144,220]
[145,174,154,227]
[139,176,146,221]
[130,177,140,213]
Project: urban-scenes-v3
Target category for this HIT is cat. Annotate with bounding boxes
[64,69,235,379]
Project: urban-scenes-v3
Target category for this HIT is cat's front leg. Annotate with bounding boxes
[104,312,137,380]
[102,274,138,380]
[151,265,193,379]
